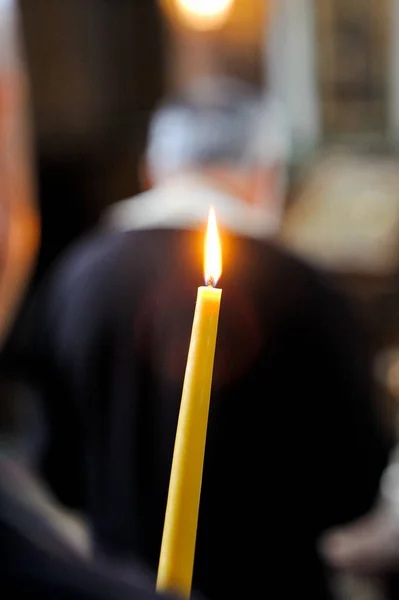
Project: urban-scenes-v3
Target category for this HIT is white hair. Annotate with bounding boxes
[146,77,291,183]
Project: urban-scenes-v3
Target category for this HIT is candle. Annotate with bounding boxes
[157,207,222,599]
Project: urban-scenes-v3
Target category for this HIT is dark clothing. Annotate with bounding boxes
[5,227,390,599]
[0,452,171,600]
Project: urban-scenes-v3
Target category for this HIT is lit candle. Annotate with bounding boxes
[156,207,222,599]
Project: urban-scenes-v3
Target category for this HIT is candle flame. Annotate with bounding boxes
[204,207,222,287]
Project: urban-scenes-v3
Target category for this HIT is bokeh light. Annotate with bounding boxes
[175,0,234,31]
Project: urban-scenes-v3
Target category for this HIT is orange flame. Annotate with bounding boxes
[204,207,222,287]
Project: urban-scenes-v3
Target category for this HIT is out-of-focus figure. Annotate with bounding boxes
[8,76,390,599]
[106,76,290,237]
[321,448,399,576]
[0,0,38,348]
[320,375,399,597]
[0,3,183,599]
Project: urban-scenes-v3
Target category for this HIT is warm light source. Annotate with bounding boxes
[204,207,222,287]
[175,0,234,31]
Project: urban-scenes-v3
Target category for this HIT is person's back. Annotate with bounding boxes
[13,224,387,599]
[6,77,390,598]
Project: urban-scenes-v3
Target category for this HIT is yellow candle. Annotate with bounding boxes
[157,207,222,599]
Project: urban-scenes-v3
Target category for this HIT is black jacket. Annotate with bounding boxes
[4,228,390,599]
[0,452,174,600]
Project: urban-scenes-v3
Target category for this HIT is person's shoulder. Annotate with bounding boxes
[42,225,175,312]
[244,236,321,281]
[246,236,351,308]
[50,229,127,293]
[102,188,158,232]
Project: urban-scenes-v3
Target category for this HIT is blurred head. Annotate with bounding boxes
[145,76,291,228]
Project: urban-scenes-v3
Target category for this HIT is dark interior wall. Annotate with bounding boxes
[164,0,266,92]
[18,0,165,280]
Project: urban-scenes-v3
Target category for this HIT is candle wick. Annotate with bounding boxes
[207,276,215,288]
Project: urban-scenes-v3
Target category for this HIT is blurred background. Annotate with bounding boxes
[15,0,399,434]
